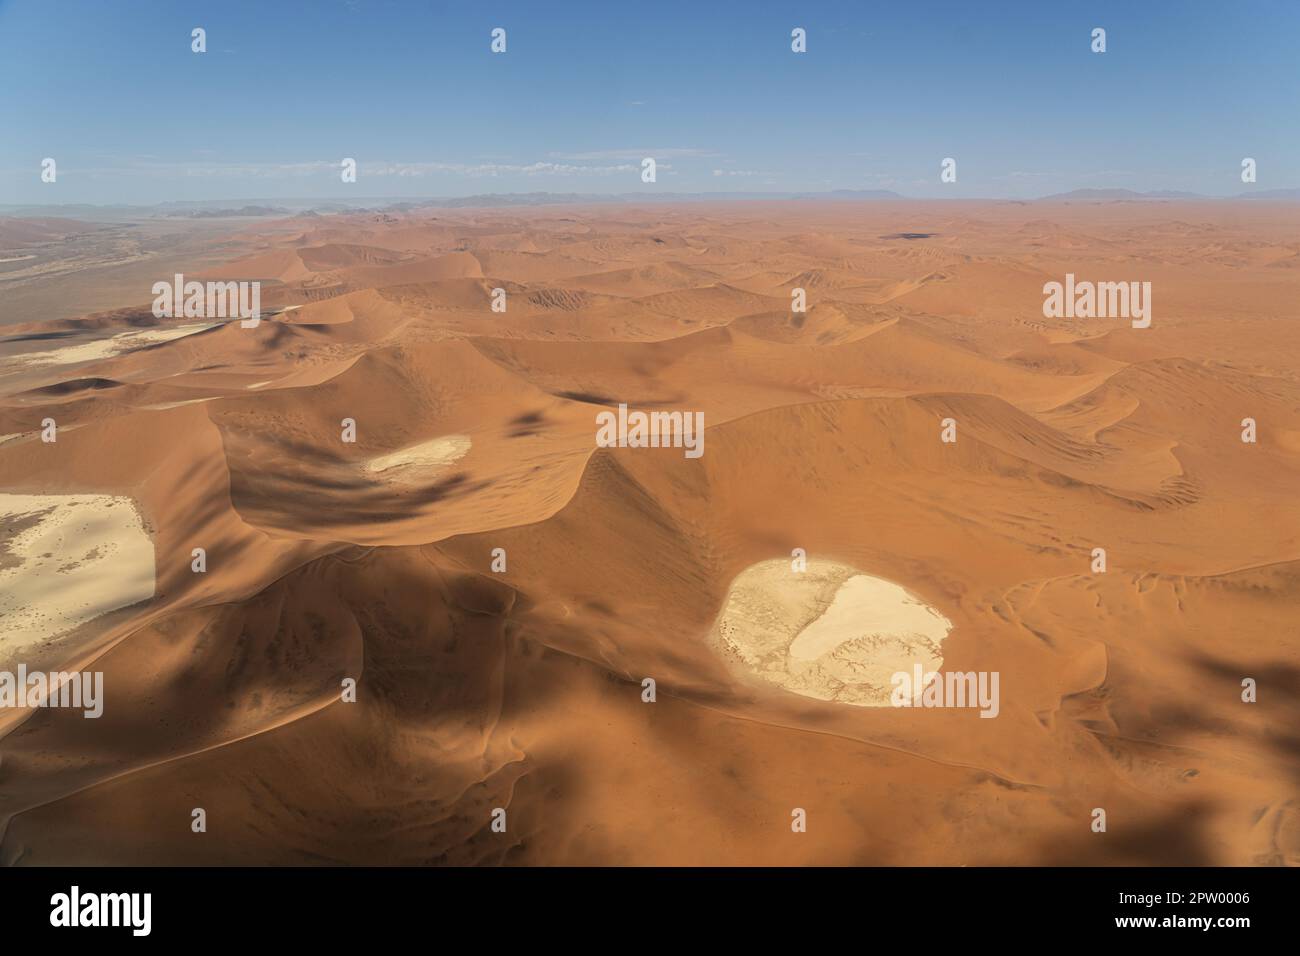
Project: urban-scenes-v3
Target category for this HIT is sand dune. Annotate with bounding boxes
[1,201,1297,866]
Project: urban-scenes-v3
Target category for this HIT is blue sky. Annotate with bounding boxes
[1,0,1297,203]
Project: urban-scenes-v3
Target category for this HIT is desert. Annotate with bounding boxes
[0,197,1296,868]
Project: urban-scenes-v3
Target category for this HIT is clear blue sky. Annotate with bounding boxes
[1,0,1297,203]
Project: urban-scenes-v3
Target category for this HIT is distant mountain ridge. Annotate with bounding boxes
[1037,187,1300,201]
[3,186,1299,220]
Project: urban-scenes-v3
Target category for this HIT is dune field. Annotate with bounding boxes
[0,200,1297,865]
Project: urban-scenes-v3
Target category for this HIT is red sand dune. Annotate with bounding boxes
[0,202,1297,865]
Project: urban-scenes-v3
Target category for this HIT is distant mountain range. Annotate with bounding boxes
[0,192,906,219]
[1038,187,1300,201]
[386,189,907,208]
[161,204,292,218]
[2,187,1297,220]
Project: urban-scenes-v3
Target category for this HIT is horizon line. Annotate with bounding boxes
[4,187,1300,215]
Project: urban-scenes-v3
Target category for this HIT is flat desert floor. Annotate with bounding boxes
[0,201,1297,865]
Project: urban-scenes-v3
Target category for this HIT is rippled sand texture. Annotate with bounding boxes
[1,201,1298,865]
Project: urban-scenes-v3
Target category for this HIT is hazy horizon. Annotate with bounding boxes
[6,186,1300,216]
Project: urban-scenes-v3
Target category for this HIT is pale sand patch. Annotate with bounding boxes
[245,380,274,390]
[0,425,84,445]
[365,435,472,479]
[0,494,155,663]
[711,558,951,706]
[140,397,213,411]
[14,323,216,369]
